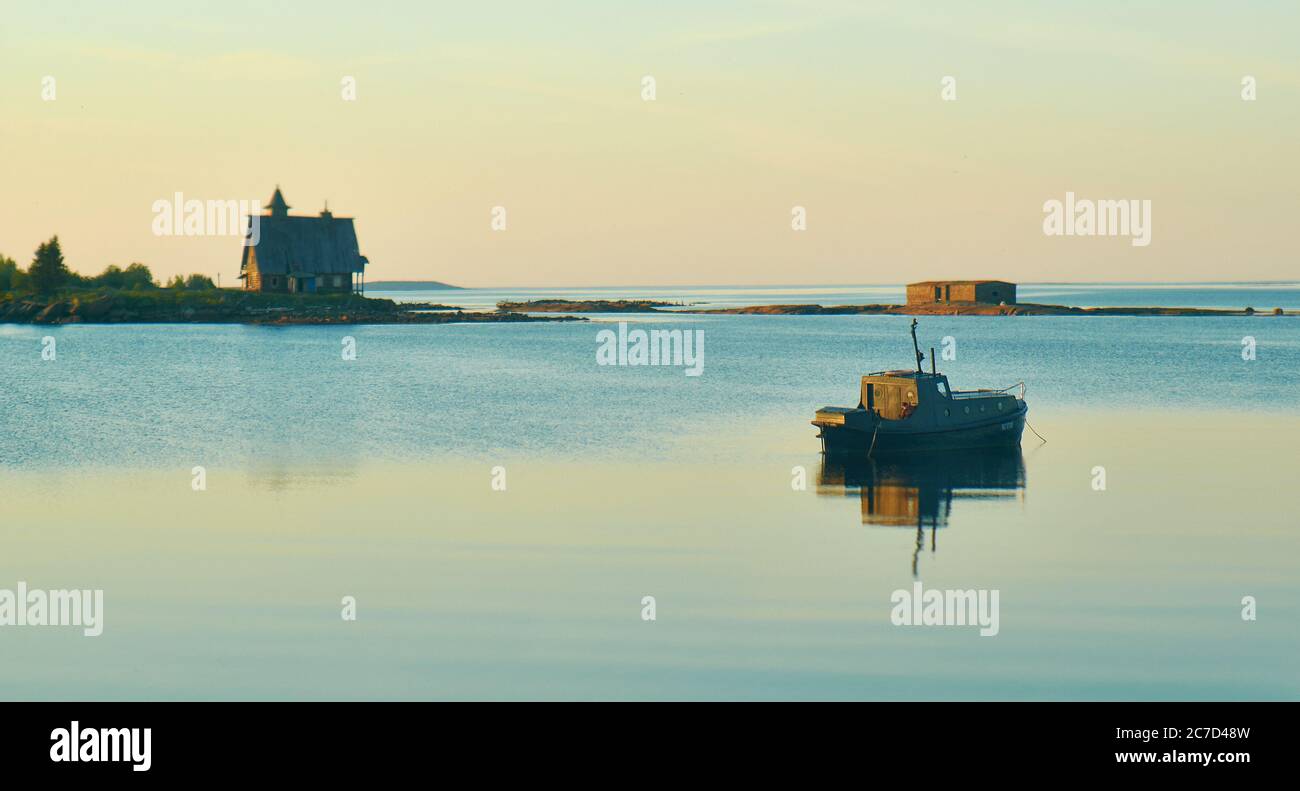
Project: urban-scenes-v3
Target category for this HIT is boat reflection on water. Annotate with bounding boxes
[817,447,1026,575]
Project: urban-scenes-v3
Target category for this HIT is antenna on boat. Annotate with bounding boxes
[910,319,925,374]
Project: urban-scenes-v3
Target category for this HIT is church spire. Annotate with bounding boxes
[267,186,291,218]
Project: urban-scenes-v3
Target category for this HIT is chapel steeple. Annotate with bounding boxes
[267,186,291,218]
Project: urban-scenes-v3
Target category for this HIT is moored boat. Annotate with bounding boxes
[812,320,1028,455]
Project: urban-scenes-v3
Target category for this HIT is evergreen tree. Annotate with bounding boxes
[0,254,18,291]
[28,236,70,294]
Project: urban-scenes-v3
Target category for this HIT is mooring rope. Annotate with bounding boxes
[1026,420,1047,444]
[997,381,1027,399]
[867,422,880,457]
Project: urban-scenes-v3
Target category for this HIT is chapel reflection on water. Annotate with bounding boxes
[817,447,1026,576]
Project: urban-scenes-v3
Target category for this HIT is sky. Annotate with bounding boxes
[2,1,1297,287]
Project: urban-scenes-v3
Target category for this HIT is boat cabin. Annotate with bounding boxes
[859,371,934,419]
[834,370,1019,426]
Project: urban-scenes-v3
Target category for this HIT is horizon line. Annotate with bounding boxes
[363,279,1300,290]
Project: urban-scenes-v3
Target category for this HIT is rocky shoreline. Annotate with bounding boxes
[0,292,586,325]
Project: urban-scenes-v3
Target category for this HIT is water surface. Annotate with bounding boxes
[1,284,1296,699]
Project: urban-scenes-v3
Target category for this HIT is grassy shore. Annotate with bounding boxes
[0,288,584,325]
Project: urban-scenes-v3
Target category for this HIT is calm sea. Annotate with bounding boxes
[1,283,1297,699]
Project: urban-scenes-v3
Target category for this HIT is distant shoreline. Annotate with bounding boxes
[497,299,681,313]
[497,298,1293,317]
[365,280,462,291]
[687,303,1291,317]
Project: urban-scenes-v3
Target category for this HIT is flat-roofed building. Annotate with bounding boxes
[906,280,1016,305]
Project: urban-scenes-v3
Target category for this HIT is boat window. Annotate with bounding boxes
[936,381,950,398]
[943,408,950,417]
[963,405,971,415]
[997,401,1004,411]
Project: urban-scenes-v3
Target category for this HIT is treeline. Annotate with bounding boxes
[0,236,217,295]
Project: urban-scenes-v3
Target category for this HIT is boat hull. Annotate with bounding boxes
[817,406,1027,455]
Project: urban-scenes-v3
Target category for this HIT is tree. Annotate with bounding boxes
[122,263,157,290]
[28,236,71,294]
[165,273,217,290]
[78,263,156,290]
[95,264,127,289]
[0,254,18,291]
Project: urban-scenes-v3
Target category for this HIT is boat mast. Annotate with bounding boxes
[910,318,925,374]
